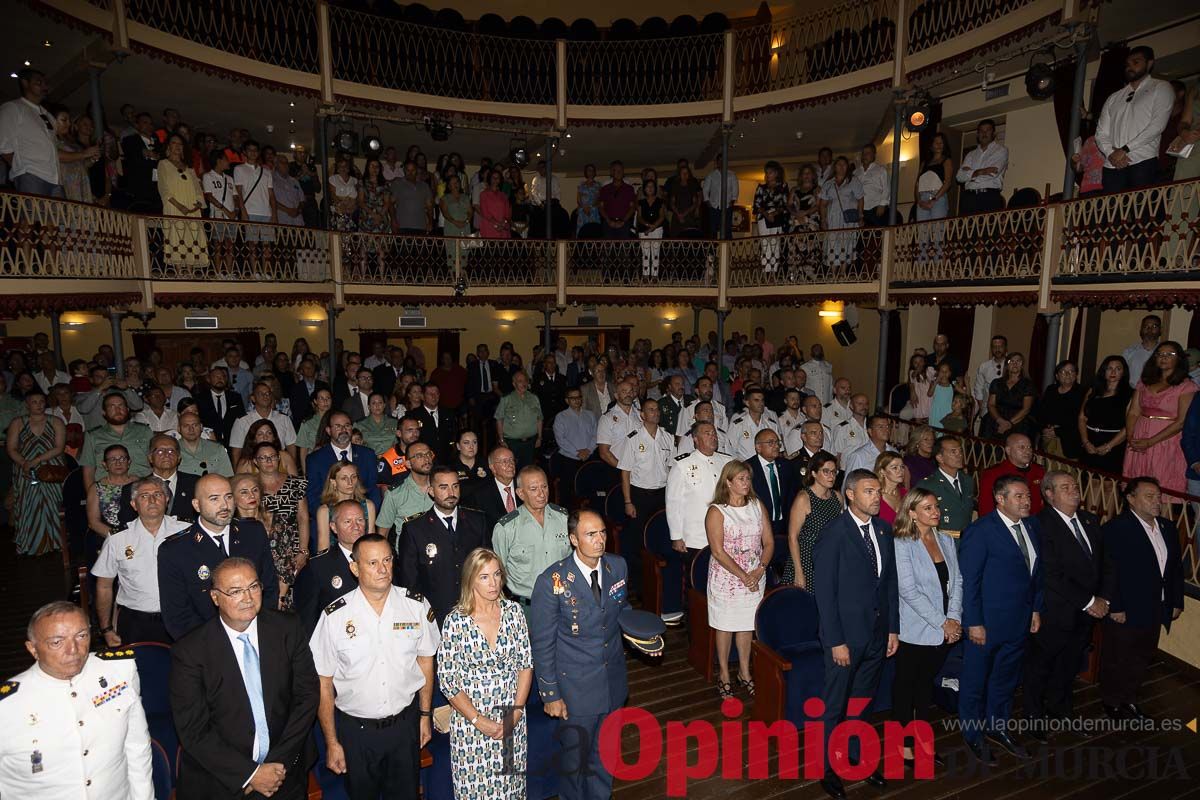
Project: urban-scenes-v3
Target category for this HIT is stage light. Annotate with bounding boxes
[334,128,358,155]
[424,117,453,142]
[904,98,931,133]
[362,124,382,156]
[1025,49,1057,100]
[509,139,528,167]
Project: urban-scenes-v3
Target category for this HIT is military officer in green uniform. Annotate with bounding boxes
[376,441,435,541]
[915,435,976,538]
[495,371,543,471]
[492,465,571,616]
[79,392,153,488]
[176,411,235,477]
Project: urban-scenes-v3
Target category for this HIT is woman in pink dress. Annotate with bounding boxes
[477,168,511,239]
[706,460,774,701]
[1123,341,1197,500]
[875,451,908,524]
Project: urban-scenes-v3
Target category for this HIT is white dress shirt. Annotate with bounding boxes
[956,141,1009,191]
[1132,512,1168,599]
[856,162,890,210]
[996,510,1037,575]
[1122,341,1157,388]
[801,359,834,404]
[702,169,739,209]
[34,370,70,393]
[529,173,560,204]
[847,508,882,577]
[1094,75,1175,167]
[973,358,1005,414]
[92,515,190,612]
[0,97,60,184]
[230,408,297,450]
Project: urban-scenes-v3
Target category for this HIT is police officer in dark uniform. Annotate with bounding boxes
[157,474,279,640]
[397,465,491,625]
[294,499,364,634]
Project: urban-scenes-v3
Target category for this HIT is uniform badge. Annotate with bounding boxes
[99,676,108,688]
[331,575,343,589]
[612,415,619,422]
[197,564,211,580]
[566,571,575,582]
[345,620,356,639]
[743,430,750,438]
[194,531,203,543]
[638,443,645,452]
[27,713,37,726]
[571,622,580,636]
[124,545,134,560]
[476,467,487,478]
[552,573,565,595]
[31,749,42,774]
[425,543,438,559]
[569,597,577,606]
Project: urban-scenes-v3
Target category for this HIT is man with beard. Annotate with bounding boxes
[675,375,727,441]
[80,392,153,489]
[195,366,245,445]
[595,378,642,469]
[379,417,424,487]
[1095,46,1175,192]
[305,411,382,516]
[376,442,435,543]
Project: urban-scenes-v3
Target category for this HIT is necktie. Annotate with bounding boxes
[215,393,223,419]
[214,533,227,556]
[767,462,782,521]
[339,450,350,463]
[1070,517,1091,557]
[504,486,516,513]
[952,475,962,496]
[1012,523,1032,572]
[590,569,602,605]
[444,515,455,535]
[860,524,878,576]
[352,387,359,398]
[237,633,271,763]
[157,476,173,509]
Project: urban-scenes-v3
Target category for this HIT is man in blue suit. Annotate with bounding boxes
[304,410,382,517]
[530,508,630,800]
[959,473,1043,764]
[813,468,898,800]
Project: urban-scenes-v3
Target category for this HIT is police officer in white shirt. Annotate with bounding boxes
[786,419,828,466]
[778,388,807,439]
[676,375,728,441]
[831,393,870,462]
[617,398,674,597]
[0,601,152,800]
[956,118,1009,214]
[93,476,190,646]
[595,379,642,468]
[673,400,731,458]
[1094,46,1176,193]
[801,394,834,444]
[727,387,782,460]
[823,377,854,426]
[801,345,834,405]
[311,534,438,800]
[667,422,732,557]
[841,415,899,488]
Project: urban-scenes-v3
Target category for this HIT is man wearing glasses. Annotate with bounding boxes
[94,476,190,646]
[117,433,198,524]
[158,474,279,640]
[170,558,318,798]
[0,69,63,197]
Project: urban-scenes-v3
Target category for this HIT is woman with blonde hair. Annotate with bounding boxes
[315,460,376,552]
[438,548,532,799]
[706,459,774,700]
[890,487,961,767]
[874,450,908,525]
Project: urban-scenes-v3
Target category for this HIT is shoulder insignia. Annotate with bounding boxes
[838,419,850,427]
[627,430,638,438]
[675,453,689,461]
[498,509,520,525]
[323,597,347,615]
[427,607,436,622]
[823,402,833,408]
[404,511,425,523]
[0,681,18,699]
[96,649,135,660]
[405,588,425,602]
[732,416,744,425]
[549,503,568,515]
[161,529,190,545]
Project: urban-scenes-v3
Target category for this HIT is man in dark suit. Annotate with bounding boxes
[117,433,199,524]
[532,354,568,428]
[194,367,246,446]
[371,347,406,402]
[531,509,631,800]
[1099,477,1185,720]
[341,368,374,423]
[465,343,502,436]
[812,468,898,799]
[169,557,318,799]
[330,351,362,412]
[461,446,521,532]
[748,428,797,564]
[158,474,280,641]
[406,383,457,463]
[293,499,364,635]
[811,472,897,796]
[1025,471,1108,735]
[959,474,1043,764]
[397,466,490,624]
[120,112,161,213]
[288,359,328,428]
[304,411,382,516]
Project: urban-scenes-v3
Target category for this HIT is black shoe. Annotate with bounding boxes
[863,770,887,789]
[820,774,847,799]
[965,739,997,766]
[986,731,1030,760]
[1122,703,1148,721]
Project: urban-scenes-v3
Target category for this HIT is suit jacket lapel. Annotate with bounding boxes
[213,619,253,725]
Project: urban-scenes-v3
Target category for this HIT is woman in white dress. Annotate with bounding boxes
[706,460,774,700]
[818,156,864,272]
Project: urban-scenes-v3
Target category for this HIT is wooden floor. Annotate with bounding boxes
[3,535,1197,800]
[617,628,1200,800]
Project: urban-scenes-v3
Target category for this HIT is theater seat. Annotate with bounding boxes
[573,460,616,510]
[601,484,626,556]
[751,587,824,725]
[132,642,179,780]
[685,548,716,680]
[639,509,670,615]
[149,737,174,800]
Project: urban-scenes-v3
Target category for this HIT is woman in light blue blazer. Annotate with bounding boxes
[891,487,963,768]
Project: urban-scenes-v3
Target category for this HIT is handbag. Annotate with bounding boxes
[35,463,71,483]
[835,183,861,224]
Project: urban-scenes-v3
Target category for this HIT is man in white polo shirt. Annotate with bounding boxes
[0,69,65,196]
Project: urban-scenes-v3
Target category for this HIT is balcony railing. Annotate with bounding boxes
[37,0,1057,109]
[0,192,137,279]
[892,205,1046,284]
[729,227,883,287]
[146,216,331,282]
[567,239,718,288]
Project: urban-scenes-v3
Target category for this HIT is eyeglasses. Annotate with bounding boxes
[151,448,178,456]
[105,456,131,464]
[255,454,279,462]
[759,439,781,447]
[1156,351,1179,359]
[212,582,263,600]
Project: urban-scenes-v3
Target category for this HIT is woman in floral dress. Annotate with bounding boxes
[248,441,308,609]
[439,549,532,799]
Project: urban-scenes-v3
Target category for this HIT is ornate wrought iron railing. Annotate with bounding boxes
[735,0,896,95]
[892,205,1046,284]
[329,4,556,104]
[461,237,555,288]
[1057,178,1200,279]
[566,238,719,288]
[146,215,331,282]
[906,0,1040,55]
[123,0,319,73]
[566,34,725,106]
[0,192,137,278]
[728,227,883,287]
[340,234,554,288]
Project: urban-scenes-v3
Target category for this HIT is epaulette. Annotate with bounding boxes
[0,681,17,699]
[626,430,638,438]
[161,528,190,545]
[675,452,689,461]
[323,596,347,615]
[731,416,744,425]
[96,648,135,660]
[405,587,425,602]
[838,419,850,426]
[403,511,425,523]
[549,503,567,514]
[823,402,834,408]
[497,509,520,525]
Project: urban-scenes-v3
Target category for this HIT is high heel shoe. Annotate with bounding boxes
[717,680,735,700]
[736,676,756,697]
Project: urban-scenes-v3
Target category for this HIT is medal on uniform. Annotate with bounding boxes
[638,443,645,452]
[426,543,438,559]
[566,572,575,583]
[477,467,486,478]
[124,545,134,559]
[194,531,203,543]
[99,676,108,688]
[27,713,37,726]
[345,620,356,638]
[331,575,342,589]
[571,622,579,635]
[197,564,210,580]
[31,749,42,774]
[551,573,564,595]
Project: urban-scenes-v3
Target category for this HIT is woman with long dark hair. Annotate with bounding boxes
[1124,341,1196,499]
[1078,355,1132,474]
[783,451,843,591]
[981,352,1035,440]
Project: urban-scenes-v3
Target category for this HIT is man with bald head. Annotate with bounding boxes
[595,377,642,469]
[293,499,367,634]
[176,410,234,477]
[158,473,279,639]
[978,432,1045,516]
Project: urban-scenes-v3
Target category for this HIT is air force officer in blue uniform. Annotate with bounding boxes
[958,473,1043,764]
[530,508,630,800]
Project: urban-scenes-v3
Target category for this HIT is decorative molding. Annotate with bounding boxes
[0,293,141,316]
[152,292,333,309]
[1050,289,1200,310]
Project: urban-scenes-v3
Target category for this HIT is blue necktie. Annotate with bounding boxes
[238,633,270,763]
